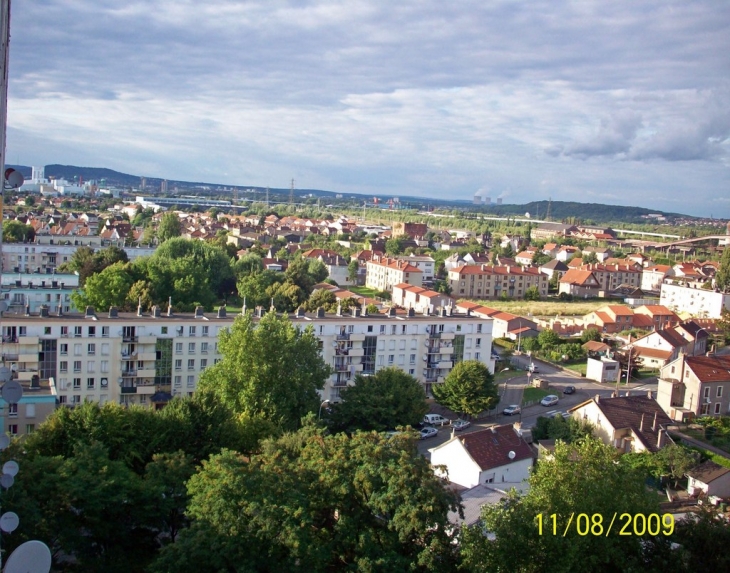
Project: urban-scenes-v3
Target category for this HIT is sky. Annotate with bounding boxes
[5,0,730,218]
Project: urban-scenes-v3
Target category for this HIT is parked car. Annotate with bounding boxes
[452,419,471,431]
[420,427,438,440]
[502,405,521,416]
[423,414,450,426]
[563,385,576,395]
[541,395,559,407]
[529,363,539,373]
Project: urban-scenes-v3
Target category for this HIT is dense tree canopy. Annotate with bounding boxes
[2,219,35,242]
[328,368,429,433]
[432,360,499,417]
[157,212,182,242]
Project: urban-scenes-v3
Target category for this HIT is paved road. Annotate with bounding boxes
[418,356,658,457]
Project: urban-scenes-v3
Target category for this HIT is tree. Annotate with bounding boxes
[24,195,36,206]
[532,251,551,266]
[347,259,359,282]
[537,329,562,350]
[673,505,730,572]
[385,236,406,255]
[717,246,730,291]
[654,443,700,488]
[236,269,284,308]
[144,451,196,543]
[459,437,672,573]
[232,252,264,278]
[2,219,35,242]
[580,327,602,343]
[524,286,541,301]
[152,427,461,572]
[305,288,338,312]
[157,212,182,242]
[70,262,135,311]
[583,251,599,264]
[328,368,429,433]
[197,312,330,431]
[432,360,499,418]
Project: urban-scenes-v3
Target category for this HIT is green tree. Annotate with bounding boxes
[537,328,562,349]
[24,195,36,206]
[347,259,359,282]
[236,269,284,308]
[524,286,541,301]
[460,437,672,573]
[580,327,602,343]
[532,251,551,266]
[197,312,330,431]
[71,261,135,311]
[385,236,406,255]
[716,246,730,291]
[328,368,429,432]
[654,443,700,488]
[233,252,264,278]
[305,288,338,312]
[2,219,35,242]
[153,427,460,572]
[157,212,182,242]
[144,451,196,543]
[673,505,730,572]
[432,360,499,418]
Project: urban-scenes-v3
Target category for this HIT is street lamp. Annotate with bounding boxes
[318,399,330,420]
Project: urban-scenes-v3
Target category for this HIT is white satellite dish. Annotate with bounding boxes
[1,380,23,404]
[508,450,516,460]
[4,168,25,189]
[0,511,19,533]
[3,460,19,477]
[4,540,52,573]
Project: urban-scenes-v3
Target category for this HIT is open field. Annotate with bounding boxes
[460,299,617,318]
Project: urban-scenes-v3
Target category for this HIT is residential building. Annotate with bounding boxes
[447,265,548,300]
[687,461,730,498]
[398,254,435,281]
[583,305,635,334]
[391,283,452,314]
[538,259,569,280]
[0,305,495,429]
[430,424,534,488]
[391,222,428,239]
[632,305,680,331]
[530,223,578,241]
[641,265,673,293]
[0,376,57,439]
[365,255,423,292]
[568,394,673,453]
[660,280,730,318]
[559,269,601,298]
[576,263,642,293]
[657,354,730,421]
[455,301,538,341]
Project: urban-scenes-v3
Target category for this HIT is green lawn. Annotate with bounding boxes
[523,387,550,403]
[563,363,587,376]
[347,286,380,298]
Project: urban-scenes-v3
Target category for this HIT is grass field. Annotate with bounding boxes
[347,286,381,298]
[460,298,617,318]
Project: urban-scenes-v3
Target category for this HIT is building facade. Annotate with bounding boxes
[447,265,548,300]
[660,280,730,319]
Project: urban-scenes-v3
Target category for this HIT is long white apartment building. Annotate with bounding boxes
[0,304,495,425]
[660,279,730,319]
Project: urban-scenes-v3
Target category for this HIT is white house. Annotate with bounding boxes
[430,424,534,489]
[687,460,730,498]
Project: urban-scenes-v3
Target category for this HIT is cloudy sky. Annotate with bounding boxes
[6,0,730,218]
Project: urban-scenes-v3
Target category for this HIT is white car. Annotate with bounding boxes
[452,419,471,431]
[420,427,439,440]
[502,405,521,416]
[541,395,559,407]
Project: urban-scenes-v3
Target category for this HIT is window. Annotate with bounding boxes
[87,362,95,373]
[101,360,109,373]
[401,325,406,334]
[409,369,415,375]
[7,425,17,436]
[87,343,96,355]
[476,338,482,348]
[175,359,182,371]
[44,327,51,335]
[715,403,721,414]
[60,343,68,355]
[388,354,394,365]
[8,404,18,417]
[139,395,147,404]
[187,375,195,387]
[161,326,168,334]
[101,343,110,356]
[475,352,481,360]
[87,378,95,389]
[398,354,405,365]
[380,325,386,334]
[202,326,209,337]
[391,325,396,335]
[188,326,196,336]
[367,325,373,333]
[74,344,82,356]
[88,326,96,337]
[73,378,81,389]
[399,340,406,350]
[19,326,26,337]
[26,424,35,434]
[456,325,462,332]
[25,404,35,418]
[72,395,80,404]
[201,342,209,354]
[718,387,723,398]
[74,326,82,337]
[73,361,82,373]
[59,395,67,404]
[175,342,183,354]
[102,326,109,338]
[410,354,416,364]
[704,387,710,398]
[60,361,68,373]
[187,359,195,371]
[188,342,196,353]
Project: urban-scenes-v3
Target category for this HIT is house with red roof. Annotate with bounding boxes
[558,269,601,298]
[430,424,535,488]
[657,354,730,420]
[365,255,423,292]
[392,283,453,314]
[447,264,548,300]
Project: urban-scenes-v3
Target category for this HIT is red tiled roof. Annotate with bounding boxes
[685,355,730,383]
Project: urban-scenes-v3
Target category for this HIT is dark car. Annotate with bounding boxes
[563,385,576,395]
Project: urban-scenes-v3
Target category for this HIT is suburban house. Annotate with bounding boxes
[641,265,674,293]
[568,393,673,453]
[656,354,730,421]
[632,305,680,331]
[687,461,730,498]
[530,223,578,241]
[558,269,601,298]
[575,263,642,293]
[582,305,635,334]
[448,265,548,300]
[391,283,453,314]
[430,424,534,489]
[397,254,435,281]
[538,259,569,280]
[365,255,423,292]
[455,301,539,342]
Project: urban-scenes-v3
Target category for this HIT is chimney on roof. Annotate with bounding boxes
[296,306,305,318]
[152,305,161,318]
[388,306,396,317]
[217,306,227,319]
[316,307,325,318]
[595,394,600,403]
[639,414,645,432]
[652,412,658,432]
[256,307,265,318]
[39,305,49,318]
[85,306,95,318]
[362,306,368,317]
[353,308,361,317]
[336,302,342,316]
[167,296,173,317]
[195,306,205,318]
[407,307,414,317]
[241,297,247,315]
[137,297,143,317]
[24,304,30,316]
[647,390,653,399]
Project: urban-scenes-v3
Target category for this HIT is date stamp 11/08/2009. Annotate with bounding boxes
[536,513,675,537]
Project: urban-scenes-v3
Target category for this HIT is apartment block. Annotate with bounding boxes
[660,280,730,319]
[447,264,548,300]
[0,305,495,431]
[365,255,423,292]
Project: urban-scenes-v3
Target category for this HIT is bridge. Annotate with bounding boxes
[644,235,730,251]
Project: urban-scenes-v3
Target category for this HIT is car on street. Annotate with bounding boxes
[541,395,559,407]
[423,414,450,426]
[563,385,576,395]
[420,427,439,440]
[502,405,521,416]
[452,419,471,431]
[529,363,539,373]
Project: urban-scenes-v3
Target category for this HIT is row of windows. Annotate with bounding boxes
[58,377,109,390]
[6,424,35,436]
[6,403,36,417]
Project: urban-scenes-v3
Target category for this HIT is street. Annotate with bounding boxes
[418,356,658,457]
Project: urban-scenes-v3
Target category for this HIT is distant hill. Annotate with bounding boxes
[6,164,696,223]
